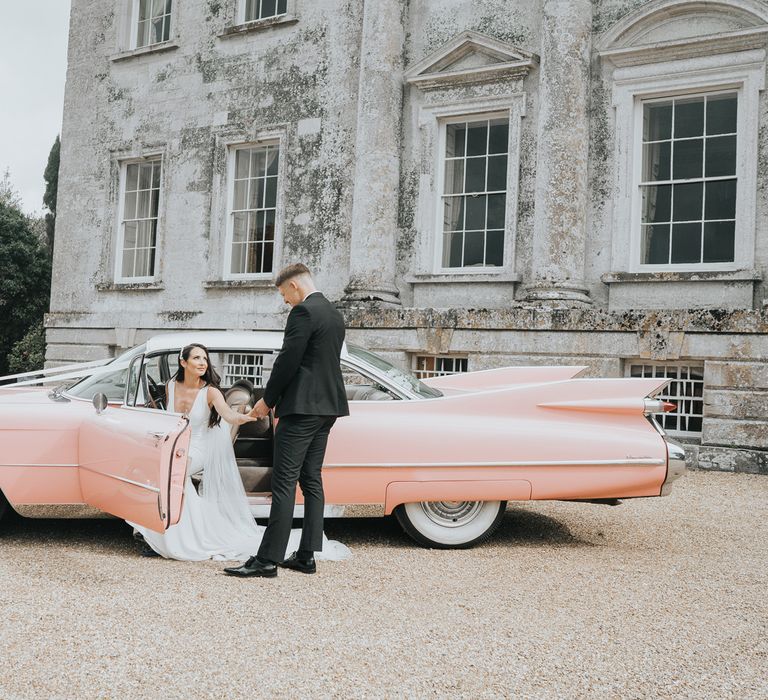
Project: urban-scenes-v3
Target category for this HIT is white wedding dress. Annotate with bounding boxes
[131,382,351,562]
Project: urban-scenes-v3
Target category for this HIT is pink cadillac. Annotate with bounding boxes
[0,332,686,548]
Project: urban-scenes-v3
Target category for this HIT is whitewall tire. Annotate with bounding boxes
[394,500,507,549]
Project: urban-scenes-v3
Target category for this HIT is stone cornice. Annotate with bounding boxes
[599,26,768,67]
[340,306,768,334]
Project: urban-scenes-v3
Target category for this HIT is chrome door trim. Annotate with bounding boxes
[79,464,160,493]
[323,458,666,468]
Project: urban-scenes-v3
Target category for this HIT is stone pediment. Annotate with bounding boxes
[405,31,537,89]
[598,0,768,67]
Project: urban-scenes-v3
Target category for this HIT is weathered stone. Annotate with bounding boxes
[702,418,768,450]
[705,389,768,420]
[706,361,768,390]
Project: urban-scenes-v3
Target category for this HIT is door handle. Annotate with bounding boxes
[146,431,167,446]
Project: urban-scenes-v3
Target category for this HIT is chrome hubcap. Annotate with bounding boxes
[420,501,482,528]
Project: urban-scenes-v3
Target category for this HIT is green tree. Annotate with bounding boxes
[0,194,51,375]
[43,135,60,254]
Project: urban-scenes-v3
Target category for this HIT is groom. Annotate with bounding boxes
[224,263,349,578]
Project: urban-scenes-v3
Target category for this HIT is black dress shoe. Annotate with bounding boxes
[140,544,160,558]
[279,551,316,574]
[223,556,277,578]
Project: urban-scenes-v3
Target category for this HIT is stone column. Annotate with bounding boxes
[524,0,592,306]
[342,0,404,306]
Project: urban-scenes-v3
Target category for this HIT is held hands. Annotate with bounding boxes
[248,398,271,419]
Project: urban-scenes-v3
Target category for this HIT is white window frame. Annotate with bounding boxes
[435,112,511,273]
[415,95,525,278]
[131,0,173,50]
[625,361,704,437]
[608,49,764,273]
[238,0,290,24]
[223,137,284,281]
[114,156,163,284]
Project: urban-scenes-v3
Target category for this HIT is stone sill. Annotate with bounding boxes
[407,272,520,285]
[601,269,762,284]
[96,282,164,292]
[219,15,298,38]
[203,279,274,289]
[110,41,180,62]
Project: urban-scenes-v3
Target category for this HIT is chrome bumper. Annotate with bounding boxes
[661,439,687,496]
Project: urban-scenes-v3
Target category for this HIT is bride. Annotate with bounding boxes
[131,343,351,562]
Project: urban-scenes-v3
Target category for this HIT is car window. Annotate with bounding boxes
[341,363,398,402]
[346,345,442,399]
[64,367,128,403]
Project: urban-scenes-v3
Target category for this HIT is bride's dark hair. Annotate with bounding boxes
[175,343,222,428]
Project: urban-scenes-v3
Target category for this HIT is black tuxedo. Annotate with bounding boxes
[263,292,349,419]
[257,292,349,563]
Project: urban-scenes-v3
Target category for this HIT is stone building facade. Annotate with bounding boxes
[49,0,768,473]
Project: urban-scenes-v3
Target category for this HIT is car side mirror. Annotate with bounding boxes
[93,393,108,414]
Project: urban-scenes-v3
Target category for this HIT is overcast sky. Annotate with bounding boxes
[0,1,72,216]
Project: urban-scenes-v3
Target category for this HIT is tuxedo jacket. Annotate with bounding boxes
[263,292,350,419]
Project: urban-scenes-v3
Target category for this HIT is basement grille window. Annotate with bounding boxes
[222,353,264,388]
[244,0,287,22]
[627,362,704,434]
[413,355,468,379]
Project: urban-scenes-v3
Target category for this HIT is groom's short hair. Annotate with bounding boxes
[275,263,311,287]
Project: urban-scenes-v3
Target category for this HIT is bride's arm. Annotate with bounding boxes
[207,387,258,426]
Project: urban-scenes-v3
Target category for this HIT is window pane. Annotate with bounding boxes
[465,158,485,193]
[672,138,703,179]
[706,95,737,135]
[466,123,488,156]
[126,164,139,191]
[443,196,464,231]
[675,98,704,138]
[251,149,266,178]
[122,248,136,278]
[642,141,671,181]
[249,178,264,210]
[487,193,506,230]
[463,231,484,266]
[150,189,159,218]
[245,0,256,21]
[444,159,464,195]
[446,123,466,158]
[235,150,250,178]
[488,119,508,154]
[124,191,137,219]
[152,0,165,17]
[137,220,154,248]
[642,224,670,264]
[672,182,703,221]
[671,222,702,264]
[277,0,287,14]
[262,241,274,272]
[704,179,736,220]
[137,190,151,219]
[265,176,278,208]
[151,17,164,43]
[487,155,507,191]
[231,242,246,274]
[705,135,736,177]
[703,221,735,263]
[261,0,277,17]
[139,0,151,20]
[264,209,276,240]
[124,221,138,249]
[643,102,672,141]
[266,148,279,176]
[442,232,463,267]
[486,230,504,266]
[465,195,486,230]
[139,164,153,190]
[641,184,671,223]
[161,14,171,42]
[249,211,262,242]
[233,180,247,210]
[232,212,247,242]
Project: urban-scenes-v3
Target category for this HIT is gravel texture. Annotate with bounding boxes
[1,471,766,699]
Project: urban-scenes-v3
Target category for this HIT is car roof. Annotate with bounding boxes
[145,331,285,354]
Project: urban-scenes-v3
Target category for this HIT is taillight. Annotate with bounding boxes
[644,399,677,413]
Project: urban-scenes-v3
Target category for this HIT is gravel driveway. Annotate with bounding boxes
[1,471,766,699]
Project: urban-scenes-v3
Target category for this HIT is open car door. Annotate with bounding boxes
[77,354,191,533]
